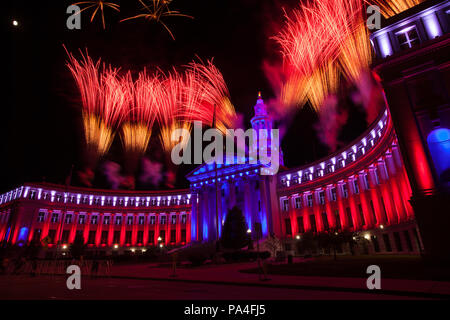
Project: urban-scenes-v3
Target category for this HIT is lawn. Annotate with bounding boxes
[240,255,450,281]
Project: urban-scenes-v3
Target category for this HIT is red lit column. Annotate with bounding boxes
[42,210,52,240]
[95,213,103,247]
[108,213,115,246]
[120,214,126,246]
[336,182,349,229]
[143,213,149,246]
[385,152,407,222]
[377,158,398,225]
[325,186,337,229]
[132,213,138,246]
[289,196,297,236]
[392,145,414,219]
[176,212,181,244]
[357,172,376,228]
[69,212,78,243]
[367,167,387,226]
[83,213,90,244]
[155,214,160,244]
[347,178,362,230]
[186,211,191,243]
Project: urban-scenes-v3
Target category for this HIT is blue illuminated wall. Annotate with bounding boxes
[427,127,450,183]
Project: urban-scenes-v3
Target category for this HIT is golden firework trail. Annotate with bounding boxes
[121,0,193,40]
[73,1,120,29]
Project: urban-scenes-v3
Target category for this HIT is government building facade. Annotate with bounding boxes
[1,0,449,258]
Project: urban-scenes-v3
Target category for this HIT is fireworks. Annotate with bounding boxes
[186,59,236,133]
[120,71,158,157]
[121,0,193,40]
[66,49,127,168]
[154,70,188,153]
[273,0,374,111]
[367,0,424,18]
[73,1,120,29]
[273,0,342,111]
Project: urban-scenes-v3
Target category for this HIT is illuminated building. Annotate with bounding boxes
[1,0,449,257]
[0,184,191,255]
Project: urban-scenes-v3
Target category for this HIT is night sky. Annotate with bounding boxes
[2,0,368,193]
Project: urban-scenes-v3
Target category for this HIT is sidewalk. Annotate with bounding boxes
[107,261,450,298]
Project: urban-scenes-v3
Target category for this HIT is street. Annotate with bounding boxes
[0,275,428,300]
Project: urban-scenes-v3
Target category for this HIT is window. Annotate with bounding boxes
[335,210,341,230]
[331,188,337,201]
[171,215,177,225]
[346,207,353,227]
[170,229,176,243]
[282,199,289,211]
[319,191,325,205]
[372,235,380,252]
[113,231,120,244]
[160,215,166,225]
[159,230,165,242]
[181,229,186,242]
[404,230,413,251]
[396,26,420,50]
[78,215,86,224]
[51,213,59,223]
[383,234,392,252]
[297,217,305,233]
[322,212,329,231]
[181,214,187,224]
[33,229,41,241]
[137,231,144,244]
[37,212,45,222]
[65,214,72,224]
[353,180,360,194]
[393,232,403,252]
[310,214,317,232]
[48,230,56,244]
[342,184,348,198]
[103,216,110,225]
[88,231,96,244]
[115,216,122,225]
[294,197,301,209]
[61,230,70,243]
[125,231,132,244]
[127,216,134,225]
[101,231,108,244]
[358,204,365,226]
[307,194,313,207]
[374,168,380,185]
[150,216,156,225]
[284,218,292,235]
[364,174,370,190]
[138,216,145,225]
[148,230,155,244]
[91,215,98,225]
[369,200,377,224]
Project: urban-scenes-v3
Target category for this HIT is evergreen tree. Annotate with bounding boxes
[220,206,248,250]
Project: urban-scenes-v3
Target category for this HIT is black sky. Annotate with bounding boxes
[2,0,368,192]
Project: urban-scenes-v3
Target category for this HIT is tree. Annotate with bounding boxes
[264,234,282,257]
[296,232,317,255]
[220,206,248,250]
[70,234,86,260]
